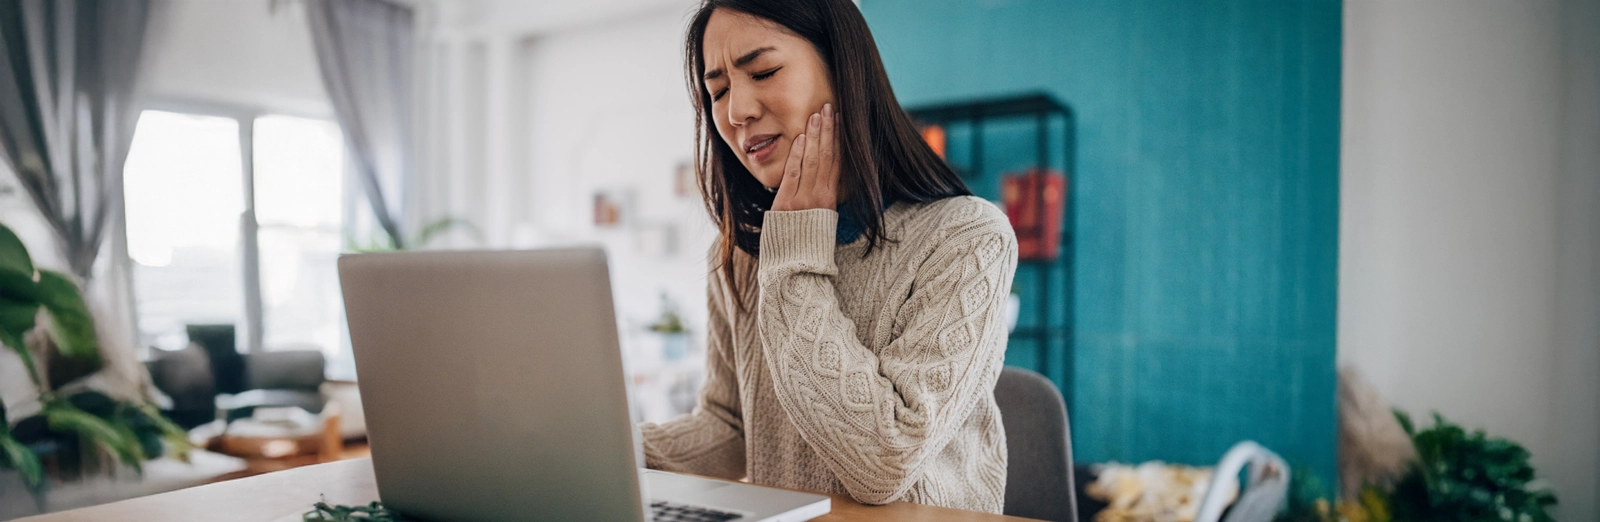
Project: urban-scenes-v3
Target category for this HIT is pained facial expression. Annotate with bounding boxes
[701,9,834,188]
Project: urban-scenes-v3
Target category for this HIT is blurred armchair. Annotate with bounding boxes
[216,348,328,420]
[143,325,330,428]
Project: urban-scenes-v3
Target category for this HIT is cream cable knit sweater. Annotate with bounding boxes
[641,196,1017,513]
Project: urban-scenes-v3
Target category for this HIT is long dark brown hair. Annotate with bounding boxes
[685,0,969,300]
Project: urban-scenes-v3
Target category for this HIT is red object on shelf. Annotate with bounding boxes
[1002,168,1066,260]
[921,125,947,159]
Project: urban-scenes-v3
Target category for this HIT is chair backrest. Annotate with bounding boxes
[144,344,218,429]
[188,323,245,394]
[993,366,1077,521]
[1194,441,1290,522]
[245,349,327,391]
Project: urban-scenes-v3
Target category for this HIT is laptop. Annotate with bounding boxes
[338,247,830,522]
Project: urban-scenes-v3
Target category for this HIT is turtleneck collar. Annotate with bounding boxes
[835,196,895,245]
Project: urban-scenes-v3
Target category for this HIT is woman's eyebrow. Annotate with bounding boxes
[703,46,776,81]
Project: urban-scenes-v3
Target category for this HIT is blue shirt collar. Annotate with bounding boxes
[838,209,863,244]
[836,197,894,245]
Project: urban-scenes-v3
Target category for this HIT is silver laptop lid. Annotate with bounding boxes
[339,247,646,522]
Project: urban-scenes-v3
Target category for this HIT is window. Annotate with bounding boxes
[124,111,247,352]
[252,115,348,358]
[124,107,353,375]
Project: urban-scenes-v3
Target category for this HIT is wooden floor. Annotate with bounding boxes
[208,440,371,484]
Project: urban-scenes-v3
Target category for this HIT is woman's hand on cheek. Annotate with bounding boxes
[771,103,840,212]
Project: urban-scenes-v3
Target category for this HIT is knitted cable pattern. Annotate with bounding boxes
[641,196,1017,513]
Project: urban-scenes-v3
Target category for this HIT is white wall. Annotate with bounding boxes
[139,0,329,114]
[417,2,715,421]
[1340,0,1600,518]
[421,2,713,319]
[523,4,714,311]
[520,6,719,422]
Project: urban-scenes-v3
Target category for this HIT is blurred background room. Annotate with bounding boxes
[0,0,1595,520]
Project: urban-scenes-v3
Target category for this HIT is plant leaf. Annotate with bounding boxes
[0,224,35,278]
[45,404,146,471]
[0,326,42,392]
[126,402,193,462]
[0,299,37,341]
[0,269,38,303]
[1,433,45,488]
[411,217,483,248]
[1392,408,1414,436]
[1389,409,1558,521]
[34,270,98,362]
[67,390,118,418]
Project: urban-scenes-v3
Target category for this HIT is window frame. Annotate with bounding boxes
[129,97,353,356]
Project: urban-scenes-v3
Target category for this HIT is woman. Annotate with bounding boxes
[641,0,1018,513]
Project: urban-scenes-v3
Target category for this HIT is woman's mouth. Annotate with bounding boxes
[745,135,780,163]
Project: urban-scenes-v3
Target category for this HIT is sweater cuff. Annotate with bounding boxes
[760,209,838,275]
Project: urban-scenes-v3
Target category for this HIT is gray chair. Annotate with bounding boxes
[147,346,328,427]
[994,366,1078,521]
[218,349,329,418]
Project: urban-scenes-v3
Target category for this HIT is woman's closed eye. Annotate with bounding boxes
[710,67,782,101]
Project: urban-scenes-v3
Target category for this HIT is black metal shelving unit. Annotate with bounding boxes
[907,93,1075,403]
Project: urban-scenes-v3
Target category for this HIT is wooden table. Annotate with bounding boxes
[15,458,1039,522]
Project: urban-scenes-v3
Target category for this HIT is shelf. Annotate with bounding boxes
[1009,327,1071,338]
[905,93,1076,402]
[906,92,1072,122]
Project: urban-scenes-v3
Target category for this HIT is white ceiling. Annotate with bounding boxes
[436,0,700,37]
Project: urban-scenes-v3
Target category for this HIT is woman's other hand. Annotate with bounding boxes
[771,103,840,212]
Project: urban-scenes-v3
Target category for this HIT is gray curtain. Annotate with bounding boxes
[305,0,412,249]
[0,0,151,281]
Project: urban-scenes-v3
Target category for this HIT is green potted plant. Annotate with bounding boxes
[1275,410,1558,522]
[0,223,190,499]
[1385,411,1557,522]
[347,216,483,253]
[647,293,689,361]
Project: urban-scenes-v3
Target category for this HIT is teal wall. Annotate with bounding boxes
[860,0,1341,482]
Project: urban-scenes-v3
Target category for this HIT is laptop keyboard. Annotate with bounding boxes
[649,500,744,522]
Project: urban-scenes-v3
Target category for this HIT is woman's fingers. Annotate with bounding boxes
[820,104,838,203]
[774,133,806,209]
[801,111,822,197]
[772,105,840,212]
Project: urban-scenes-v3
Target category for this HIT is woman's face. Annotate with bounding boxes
[701,9,834,188]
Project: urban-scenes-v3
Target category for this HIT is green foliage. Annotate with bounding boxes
[647,293,687,335]
[411,217,481,248]
[1387,411,1557,522]
[304,500,415,521]
[1276,465,1337,522]
[0,223,192,495]
[0,224,35,276]
[124,401,195,464]
[0,401,43,488]
[1272,410,1556,522]
[43,399,147,471]
[0,223,100,390]
[347,217,483,253]
[34,270,99,361]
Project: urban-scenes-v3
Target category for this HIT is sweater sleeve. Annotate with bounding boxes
[756,204,1017,505]
[639,266,747,480]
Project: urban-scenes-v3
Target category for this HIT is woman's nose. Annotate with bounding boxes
[725,88,760,126]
